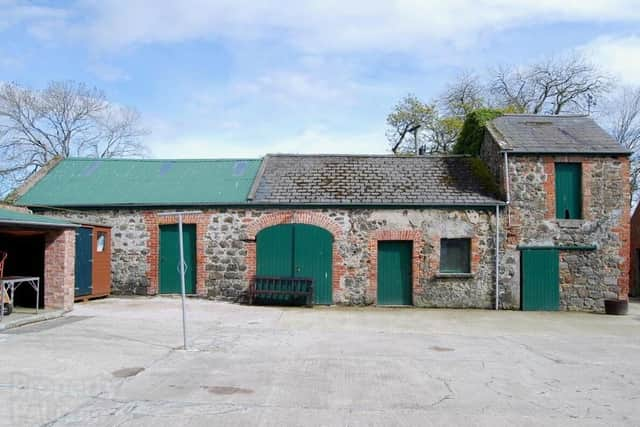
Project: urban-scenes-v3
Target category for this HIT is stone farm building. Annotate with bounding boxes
[14,115,631,311]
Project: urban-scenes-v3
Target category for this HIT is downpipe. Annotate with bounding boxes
[495,204,500,310]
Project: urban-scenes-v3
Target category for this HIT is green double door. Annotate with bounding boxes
[159,224,196,294]
[377,241,412,305]
[521,248,559,311]
[256,224,333,304]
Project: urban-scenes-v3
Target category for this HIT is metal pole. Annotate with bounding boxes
[495,205,500,310]
[157,210,201,351]
[177,214,188,350]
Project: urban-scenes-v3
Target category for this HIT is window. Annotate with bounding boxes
[555,163,582,219]
[440,238,471,274]
[96,232,106,252]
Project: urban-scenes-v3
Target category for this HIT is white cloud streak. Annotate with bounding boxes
[79,0,640,53]
[581,35,640,86]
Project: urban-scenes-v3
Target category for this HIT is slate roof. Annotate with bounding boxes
[249,154,503,206]
[16,158,262,207]
[0,207,78,228]
[486,115,630,154]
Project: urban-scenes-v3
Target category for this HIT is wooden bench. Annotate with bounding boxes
[248,276,314,306]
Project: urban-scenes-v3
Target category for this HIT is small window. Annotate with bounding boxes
[555,163,582,219]
[440,238,471,274]
[96,232,106,252]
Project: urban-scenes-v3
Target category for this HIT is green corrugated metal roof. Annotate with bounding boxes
[17,158,263,207]
[0,208,77,228]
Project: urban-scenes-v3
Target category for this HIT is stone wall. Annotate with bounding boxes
[630,206,640,297]
[39,207,501,308]
[39,210,150,295]
[487,151,630,311]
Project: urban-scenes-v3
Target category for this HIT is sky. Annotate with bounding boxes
[1,0,640,159]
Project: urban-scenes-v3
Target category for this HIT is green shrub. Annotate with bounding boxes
[453,109,504,156]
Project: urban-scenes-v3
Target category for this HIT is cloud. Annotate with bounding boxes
[0,0,69,39]
[87,62,130,82]
[79,0,640,53]
[581,35,640,86]
[148,126,387,159]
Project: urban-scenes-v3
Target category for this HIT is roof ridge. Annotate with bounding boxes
[266,153,472,158]
[63,157,262,162]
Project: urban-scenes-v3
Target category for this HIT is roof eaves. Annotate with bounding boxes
[0,219,79,228]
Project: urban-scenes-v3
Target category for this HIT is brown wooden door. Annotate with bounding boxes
[92,227,111,296]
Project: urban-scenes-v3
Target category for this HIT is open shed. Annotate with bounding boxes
[0,207,77,312]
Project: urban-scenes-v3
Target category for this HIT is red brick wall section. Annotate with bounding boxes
[367,230,424,304]
[244,211,345,294]
[44,229,75,311]
[143,211,209,296]
[617,157,631,298]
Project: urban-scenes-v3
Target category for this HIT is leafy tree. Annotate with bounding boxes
[386,94,437,154]
[0,81,149,195]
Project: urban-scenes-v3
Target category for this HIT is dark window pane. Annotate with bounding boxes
[440,238,471,273]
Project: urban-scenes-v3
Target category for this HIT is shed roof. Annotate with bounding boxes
[249,154,503,206]
[16,158,262,207]
[0,207,77,228]
[486,115,630,154]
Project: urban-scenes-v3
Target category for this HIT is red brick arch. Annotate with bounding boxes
[245,211,343,240]
[245,211,345,297]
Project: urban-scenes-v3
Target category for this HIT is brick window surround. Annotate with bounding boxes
[367,230,424,304]
[426,235,480,278]
[245,211,345,293]
[143,212,208,296]
[543,156,593,221]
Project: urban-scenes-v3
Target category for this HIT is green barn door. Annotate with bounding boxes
[256,224,333,305]
[521,249,559,311]
[555,163,582,219]
[75,227,93,297]
[377,241,412,305]
[294,224,333,305]
[159,224,196,294]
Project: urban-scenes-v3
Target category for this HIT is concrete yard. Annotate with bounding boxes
[1,298,639,426]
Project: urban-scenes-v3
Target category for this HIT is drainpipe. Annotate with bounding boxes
[495,204,500,310]
[503,151,511,226]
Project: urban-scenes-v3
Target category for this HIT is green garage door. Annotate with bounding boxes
[521,248,559,311]
[256,224,333,305]
[377,241,412,305]
[159,224,196,294]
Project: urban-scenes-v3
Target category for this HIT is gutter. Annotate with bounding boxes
[0,219,79,229]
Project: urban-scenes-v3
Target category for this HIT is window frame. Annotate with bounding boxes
[439,238,471,274]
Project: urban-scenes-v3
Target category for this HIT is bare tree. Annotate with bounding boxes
[598,87,640,201]
[0,81,148,194]
[440,72,486,117]
[490,55,610,115]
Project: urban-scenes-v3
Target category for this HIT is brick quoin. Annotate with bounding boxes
[245,211,345,296]
[143,211,209,296]
[43,229,75,311]
[367,230,424,304]
[618,156,631,298]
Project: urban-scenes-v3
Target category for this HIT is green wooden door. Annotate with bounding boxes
[377,241,412,305]
[521,249,559,311]
[294,224,333,305]
[159,224,196,294]
[256,224,333,305]
[75,227,93,297]
[555,163,582,219]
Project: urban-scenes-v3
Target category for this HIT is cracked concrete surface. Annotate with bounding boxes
[1,297,639,426]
